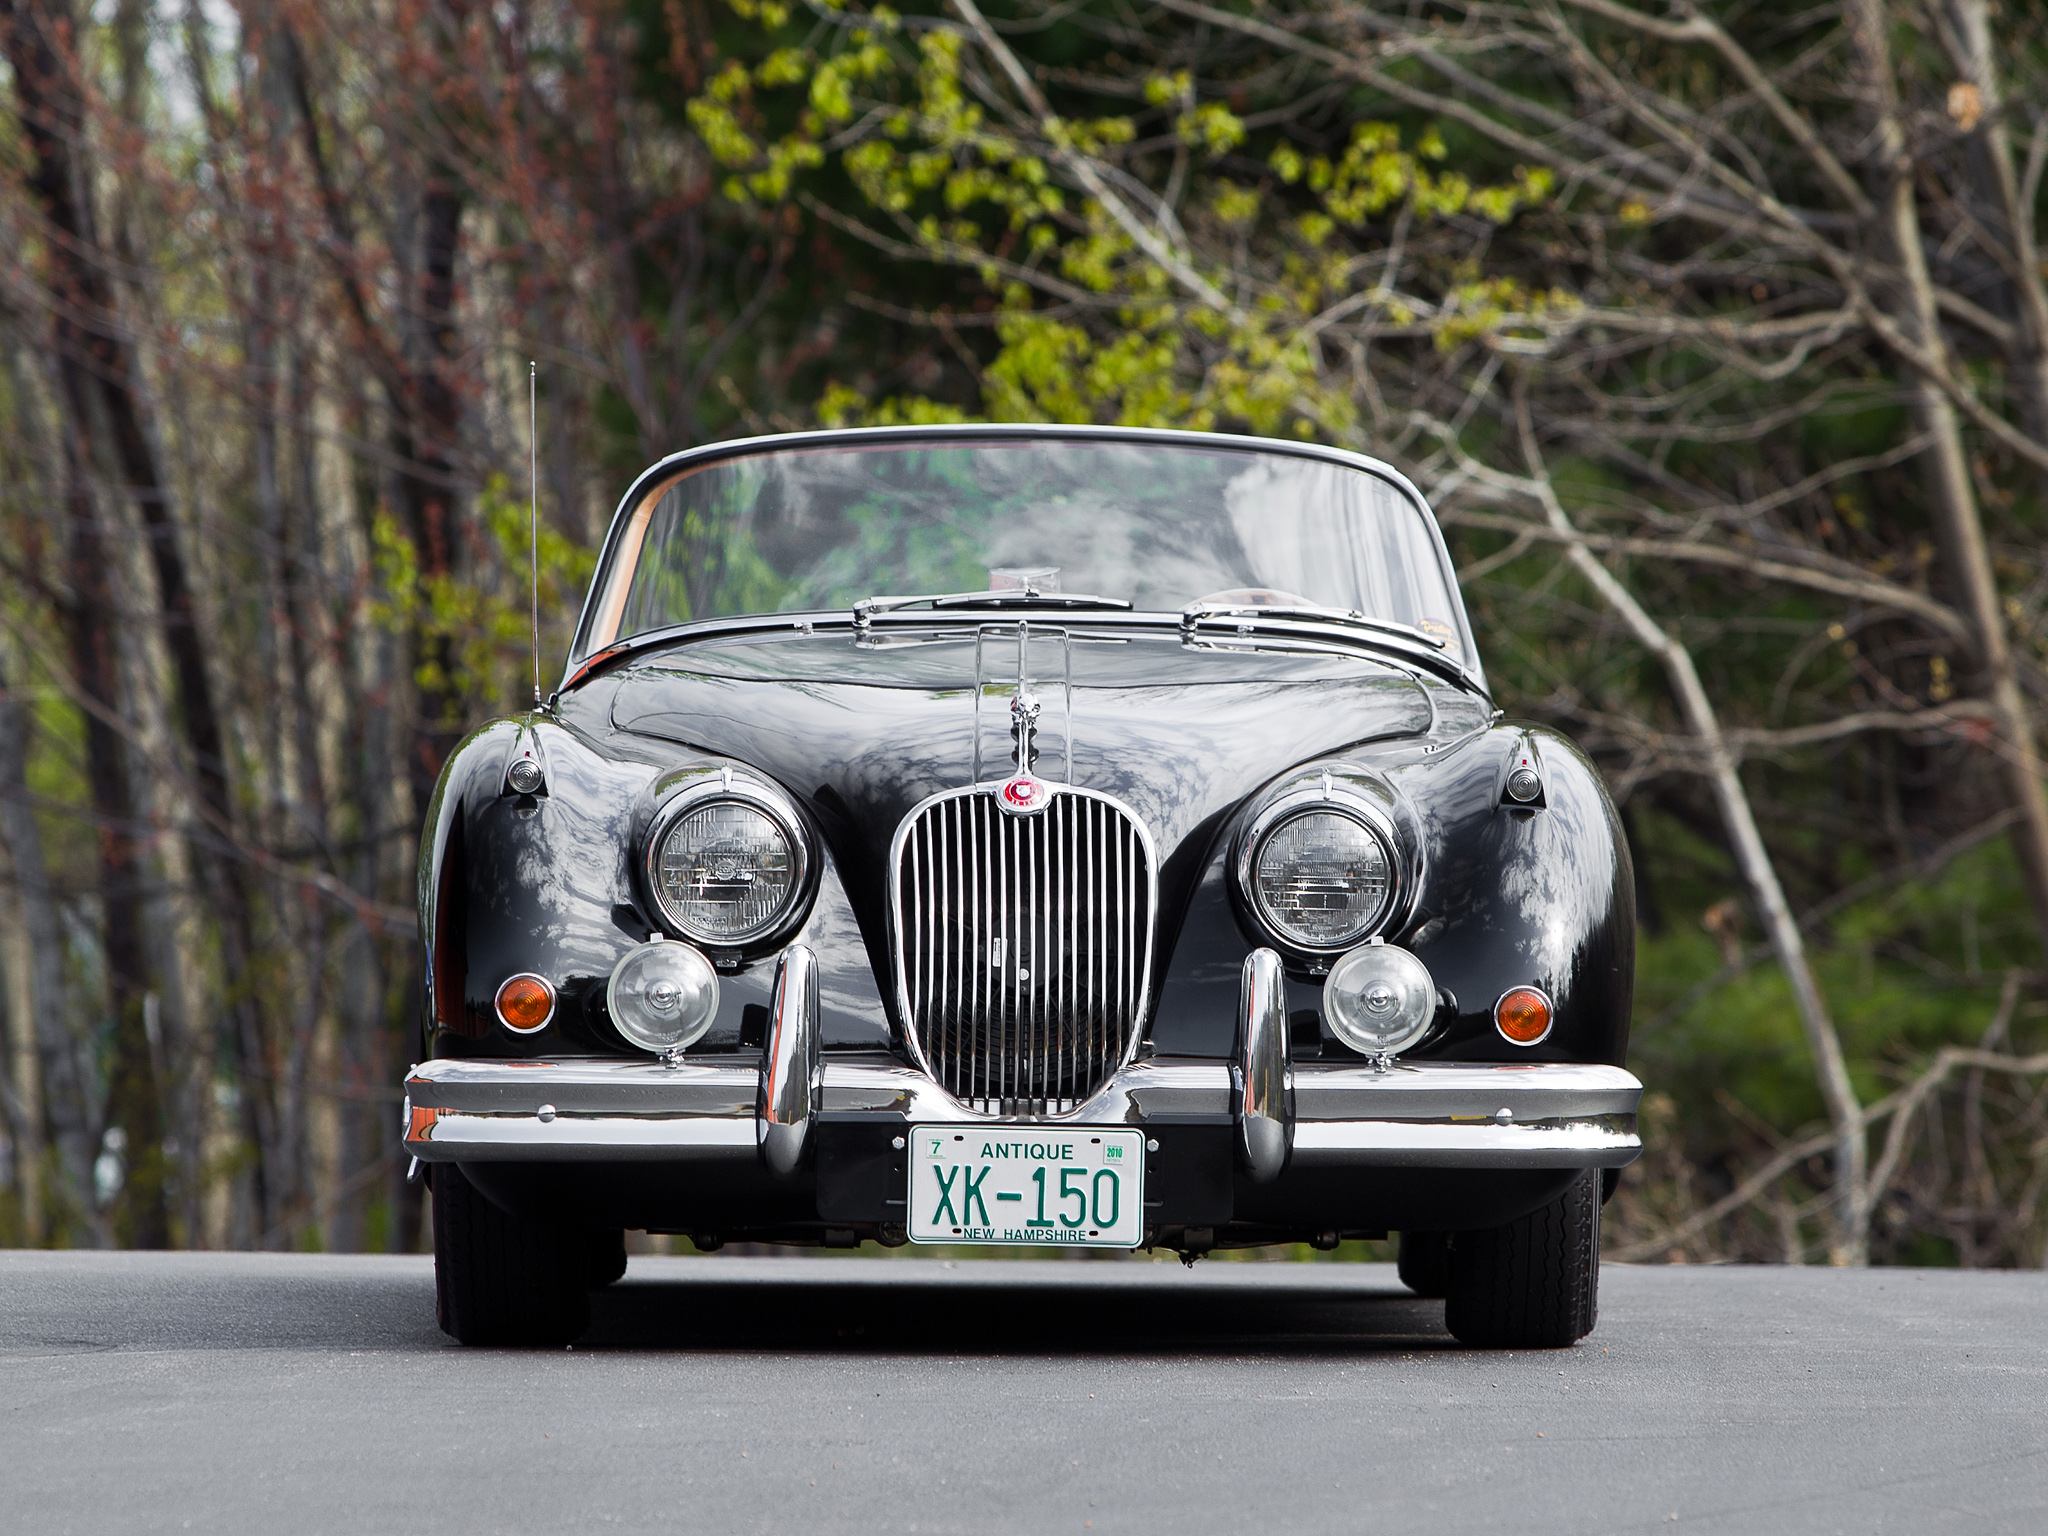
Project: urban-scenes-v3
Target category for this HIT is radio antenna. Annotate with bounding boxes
[529,360,541,709]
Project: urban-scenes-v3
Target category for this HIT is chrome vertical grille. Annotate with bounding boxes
[891,786,1156,1115]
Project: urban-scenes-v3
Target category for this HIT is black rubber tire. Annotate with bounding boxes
[1397,1231,1452,1298]
[1443,1168,1601,1349]
[586,1228,629,1288]
[432,1164,591,1346]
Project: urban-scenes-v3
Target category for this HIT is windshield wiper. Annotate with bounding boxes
[853,590,1132,631]
[1179,601,1447,651]
[1178,599,1484,696]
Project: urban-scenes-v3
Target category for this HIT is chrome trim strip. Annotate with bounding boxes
[406,1057,1639,1117]
[758,946,820,1176]
[816,1058,1232,1123]
[1290,1060,1642,1120]
[401,1057,1642,1170]
[1236,949,1292,1183]
[410,1112,757,1161]
[1289,1118,1641,1169]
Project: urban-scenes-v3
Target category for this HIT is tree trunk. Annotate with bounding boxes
[276,11,472,833]
[0,652,50,1242]
[1948,1,2048,448]
[1848,0,2048,968]
[396,167,470,823]
[60,446,169,1246]
[2,0,172,1245]
[6,0,291,1242]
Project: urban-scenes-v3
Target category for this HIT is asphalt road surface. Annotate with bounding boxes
[3,1250,2043,1534]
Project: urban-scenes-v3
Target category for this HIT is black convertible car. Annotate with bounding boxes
[406,425,1641,1347]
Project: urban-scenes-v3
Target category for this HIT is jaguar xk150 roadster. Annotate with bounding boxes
[406,424,1641,1347]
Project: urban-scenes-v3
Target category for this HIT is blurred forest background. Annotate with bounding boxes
[1,0,2045,1266]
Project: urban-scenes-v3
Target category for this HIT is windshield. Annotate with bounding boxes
[577,436,1472,662]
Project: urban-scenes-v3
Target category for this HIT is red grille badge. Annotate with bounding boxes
[998,776,1050,814]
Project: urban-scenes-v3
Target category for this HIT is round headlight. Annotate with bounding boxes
[648,795,806,945]
[607,940,719,1054]
[1324,942,1436,1057]
[1250,809,1393,950]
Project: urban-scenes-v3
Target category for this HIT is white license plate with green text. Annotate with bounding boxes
[908,1127,1145,1246]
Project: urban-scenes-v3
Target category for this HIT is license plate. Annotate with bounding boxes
[908,1127,1145,1247]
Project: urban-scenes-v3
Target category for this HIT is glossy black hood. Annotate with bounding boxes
[605,626,1438,872]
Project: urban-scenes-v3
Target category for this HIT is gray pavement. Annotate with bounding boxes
[1,1249,2043,1534]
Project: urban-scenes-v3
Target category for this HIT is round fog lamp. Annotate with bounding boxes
[608,940,719,1054]
[1323,943,1435,1057]
[1494,985,1553,1046]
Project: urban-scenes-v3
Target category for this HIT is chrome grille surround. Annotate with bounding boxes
[889,783,1158,1116]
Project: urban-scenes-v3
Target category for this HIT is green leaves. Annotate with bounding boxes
[370,476,595,707]
[1279,122,1548,228]
[671,4,1559,439]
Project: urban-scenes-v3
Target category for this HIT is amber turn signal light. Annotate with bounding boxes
[495,973,556,1033]
[1494,986,1552,1046]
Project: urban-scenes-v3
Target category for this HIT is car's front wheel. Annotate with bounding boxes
[585,1228,629,1288]
[1443,1169,1601,1348]
[1396,1231,1451,1298]
[432,1164,592,1346]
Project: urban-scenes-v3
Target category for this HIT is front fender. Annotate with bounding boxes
[1147,721,1633,1066]
[1395,722,1634,1065]
[418,711,891,1061]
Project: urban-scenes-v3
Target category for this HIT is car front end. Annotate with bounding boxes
[408,425,1641,1347]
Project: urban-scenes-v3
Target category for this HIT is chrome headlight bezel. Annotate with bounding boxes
[641,772,815,951]
[1235,781,1408,957]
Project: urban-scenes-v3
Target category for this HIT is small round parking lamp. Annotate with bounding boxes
[507,756,544,796]
[494,973,556,1033]
[608,939,719,1055]
[1323,941,1435,1058]
[1494,985,1554,1046]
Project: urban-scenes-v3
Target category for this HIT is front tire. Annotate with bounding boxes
[1444,1168,1601,1348]
[1397,1231,1451,1298]
[432,1164,591,1346]
[585,1228,629,1288]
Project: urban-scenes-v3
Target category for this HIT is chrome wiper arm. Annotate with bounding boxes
[854,590,1132,631]
[1178,601,1448,651]
[1178,600,1485,698]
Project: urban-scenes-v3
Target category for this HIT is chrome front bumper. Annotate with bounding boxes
[403,1054,1642,1173]
[407,945,1641,1177]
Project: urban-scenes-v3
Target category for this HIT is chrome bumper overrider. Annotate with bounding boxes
[402,1054,1642,1172]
